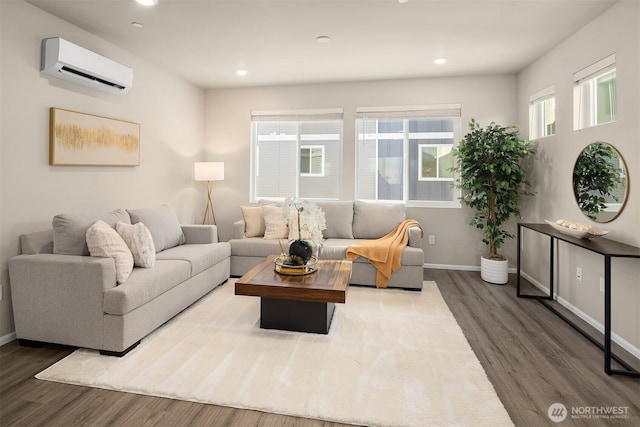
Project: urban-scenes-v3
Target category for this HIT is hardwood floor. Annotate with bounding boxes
[431,269,639,427]
[1,270,638,426]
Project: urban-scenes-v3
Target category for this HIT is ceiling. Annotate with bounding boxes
[27,0,617,89]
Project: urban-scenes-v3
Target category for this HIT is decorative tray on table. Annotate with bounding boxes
[274,255,318,275]
[544,219,609,239]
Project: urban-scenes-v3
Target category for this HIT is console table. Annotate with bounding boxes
[516,222,640,377]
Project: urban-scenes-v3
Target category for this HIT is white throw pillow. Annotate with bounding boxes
[262,205,288,239]
[86,220,134,284]
[116,222,156,268]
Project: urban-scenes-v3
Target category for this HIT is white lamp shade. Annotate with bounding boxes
[194,162,224,181]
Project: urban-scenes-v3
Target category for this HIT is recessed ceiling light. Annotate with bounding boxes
[398,0,409,4]
[135,0,158,6]
[131,22,143,28]
[316,36,331,44]
[434,58,447,65]
[236,69,248,76]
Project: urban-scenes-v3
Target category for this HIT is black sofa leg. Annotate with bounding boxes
[100,340,141,357]
[18,339,46,348]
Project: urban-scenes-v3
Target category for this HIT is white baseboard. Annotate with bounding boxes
[520,271,640,362]
[424,263,518,274]
[0,331,16,347]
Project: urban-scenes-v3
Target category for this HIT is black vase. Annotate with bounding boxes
[289,240,312,262]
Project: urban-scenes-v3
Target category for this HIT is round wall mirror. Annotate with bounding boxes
[572,142,628,223]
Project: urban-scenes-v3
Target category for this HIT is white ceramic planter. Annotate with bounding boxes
[480,256,508,284]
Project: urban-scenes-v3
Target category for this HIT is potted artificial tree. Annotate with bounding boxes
[452,119,536,284]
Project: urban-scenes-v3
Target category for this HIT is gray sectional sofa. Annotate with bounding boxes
[229,201,424,290]
[9,206,231,356]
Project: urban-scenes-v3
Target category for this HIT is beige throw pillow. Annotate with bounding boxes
[116,222,156,268]
[262,205,288,239]
[241,203,275,237]
[86,220,134,284]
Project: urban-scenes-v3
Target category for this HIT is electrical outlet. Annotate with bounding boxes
[428,235,435,245]
[600,277,605,293]
[576,267,583,282]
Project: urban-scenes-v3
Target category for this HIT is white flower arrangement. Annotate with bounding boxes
[283,197,327,248]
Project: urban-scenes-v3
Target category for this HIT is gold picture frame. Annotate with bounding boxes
[49,107,140,166]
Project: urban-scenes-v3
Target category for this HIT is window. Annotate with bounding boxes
[529,85,555,139]
[355,104,461,206]
[574,54,617,130]
[300,146,324,176]
[251,109,342,200]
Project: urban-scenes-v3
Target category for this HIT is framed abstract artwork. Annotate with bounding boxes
[49,107,140,166]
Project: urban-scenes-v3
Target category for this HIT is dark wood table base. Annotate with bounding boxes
[260,298,335,334]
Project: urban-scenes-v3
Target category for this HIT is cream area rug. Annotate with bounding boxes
[37,280,513,427]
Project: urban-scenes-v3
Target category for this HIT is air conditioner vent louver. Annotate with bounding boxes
[41,37,133,95]
[59,66,127,90]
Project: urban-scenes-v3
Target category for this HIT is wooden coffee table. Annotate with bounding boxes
[235,255,352,334]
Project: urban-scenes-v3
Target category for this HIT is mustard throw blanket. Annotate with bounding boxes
[346,219,423,288]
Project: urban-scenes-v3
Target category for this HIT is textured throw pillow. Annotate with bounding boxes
[241,203,275,237]
[127,205,185,253]
[116,222,156,268]
[352,201,407,239]
[52,209,131,255]
[86,220,134,284]
[262,205,288,239]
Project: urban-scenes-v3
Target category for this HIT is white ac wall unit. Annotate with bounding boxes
[41,37,133,94]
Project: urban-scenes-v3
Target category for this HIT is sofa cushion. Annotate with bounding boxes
[157,242,231,276]
[320,239,423,265]
[103,259,191,315]
[116,222,156,268]
[231,237,283,258]
[352,201,406,239]
[262,205,288,239]
[316,201,354,239]
[127,205,185,253]
[53,209,131,255]
[86,220,134,284]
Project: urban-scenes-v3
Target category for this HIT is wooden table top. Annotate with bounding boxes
[235,255,352,303]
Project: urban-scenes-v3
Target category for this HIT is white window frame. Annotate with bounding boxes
[529,85,555,140]
[355,104,462,208]
[573,53,617,130]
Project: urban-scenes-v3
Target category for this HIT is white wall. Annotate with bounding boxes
[205,74,519,267]
[517,0,639,351]
[0,0,205,338]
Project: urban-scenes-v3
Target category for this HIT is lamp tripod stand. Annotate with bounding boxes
[194,161,224,241]
[202,180,217,226]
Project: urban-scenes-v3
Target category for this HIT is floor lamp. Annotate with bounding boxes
[194,162,224,227]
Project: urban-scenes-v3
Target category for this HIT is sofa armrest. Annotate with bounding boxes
[233,220,246,239]
[8,254,116,349]
[181,225,217,244]
[408,226,423,248]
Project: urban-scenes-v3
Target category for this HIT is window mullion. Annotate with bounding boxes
[375,120,380,201]
[295,123,301,198]
[403,119,409,203]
